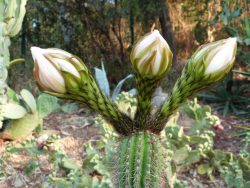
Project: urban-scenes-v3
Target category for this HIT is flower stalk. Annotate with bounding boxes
[131,30,172,129]
[31,47,133,135]
[154,38,237,132]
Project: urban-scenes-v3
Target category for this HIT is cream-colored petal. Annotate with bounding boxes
[54,58,80,78]
[31,46,66,93]
[134,32,156,57]
[206,38,236,74]
[45,48,72,57]
[152,51,161,75]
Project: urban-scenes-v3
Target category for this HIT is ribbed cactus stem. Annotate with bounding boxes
[114,131,166,187]
[0,1,11,128]
[0,0,27,128]
[134,74,159,129]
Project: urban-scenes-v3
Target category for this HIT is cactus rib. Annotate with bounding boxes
[114,131,165,188]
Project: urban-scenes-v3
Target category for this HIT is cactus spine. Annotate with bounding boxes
[0,0,27,128]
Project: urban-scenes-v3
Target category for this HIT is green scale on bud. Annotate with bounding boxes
[114,131,166,188]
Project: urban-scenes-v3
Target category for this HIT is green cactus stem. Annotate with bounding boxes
[113,131,166,187]
[0,0,27,128]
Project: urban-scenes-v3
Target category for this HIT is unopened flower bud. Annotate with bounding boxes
[31,47,86,94]
[191,37,237,82]
[130,30,173,78]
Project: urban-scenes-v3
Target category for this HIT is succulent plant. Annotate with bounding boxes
[31,30,237,187]
[0,0,28,121]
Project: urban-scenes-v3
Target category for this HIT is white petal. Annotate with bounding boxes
[45,48,72,57]
[54,58,80,78]
[152,51,161,75]
[155,30,169,49]
[31,47,66,93]
[135,32,156,57]
[206,38,236,74]
[39,59,66,93]
[31,47,44,61]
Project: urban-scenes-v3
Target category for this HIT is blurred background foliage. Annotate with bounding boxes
[7,0,250,115]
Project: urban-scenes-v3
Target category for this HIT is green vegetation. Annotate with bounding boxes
[1,94,249,187]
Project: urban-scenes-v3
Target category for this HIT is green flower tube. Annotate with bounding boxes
[154,38,237,132]
[31,47,133,135]
[130,30,172,129]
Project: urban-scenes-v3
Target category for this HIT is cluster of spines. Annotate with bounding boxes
[114,132,166,188]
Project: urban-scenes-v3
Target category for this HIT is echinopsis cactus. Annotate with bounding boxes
[31,30,237,187]
[0,0,27,128]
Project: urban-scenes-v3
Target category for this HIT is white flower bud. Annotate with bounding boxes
[192,38,237,79]
[130,30,173,77]
[31,47,83,93]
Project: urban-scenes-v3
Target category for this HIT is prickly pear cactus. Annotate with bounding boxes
[114,131,166,187]
[0,0,27,128]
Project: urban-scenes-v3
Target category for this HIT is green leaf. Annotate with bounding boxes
[186,151,201,164]
[221,14,228,25]
[225,26,238,37]
[244,38,250,46]
[209,15,219,25]
[244,18,250,37]
[111,74,134,101]
[61,157,79,170]
[37,94,60,117]
[3,103,27,119]
[6,87,18,102]
[24,161,39,175]
[61,103,78,113]
[197,164,210,175]
[94,63,110,97]
[230,8,241,18]
[173,147,189,163]
[20,89,37,113]
[0,113,42,140]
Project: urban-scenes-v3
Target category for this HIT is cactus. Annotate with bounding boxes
[0,0,27,129]
[31,30,237,186]
[114,131,166,187]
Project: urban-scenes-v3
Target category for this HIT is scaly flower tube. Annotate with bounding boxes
[130,30,173,129]
[130,30,173,78]
[31,47,84,94]
[155,38,237,132]
[31,47,133,135]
